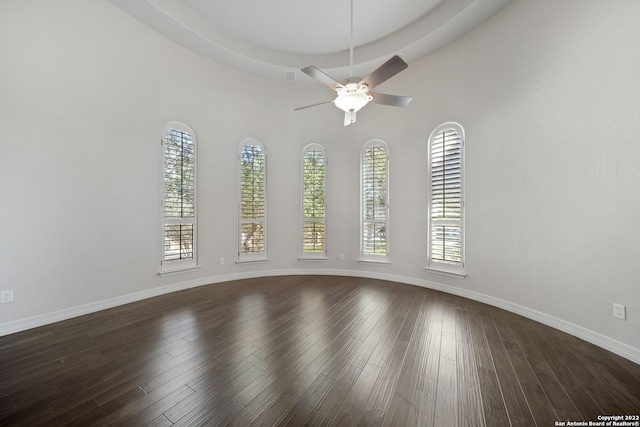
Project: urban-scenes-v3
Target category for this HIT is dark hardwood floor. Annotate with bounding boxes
[1,275,639,426]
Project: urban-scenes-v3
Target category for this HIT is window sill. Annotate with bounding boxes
[298,256,329,261]
[425,267,466,279]
[236,258,269,265]
[158,265,200,277]
[359,258,390,265]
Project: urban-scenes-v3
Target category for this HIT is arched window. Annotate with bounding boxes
[301,144,327,259]
[427,122,465,276]
[360,139,389,263]
[161,122,198,274]
[239,139,267,262]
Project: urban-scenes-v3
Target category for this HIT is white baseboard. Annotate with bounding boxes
[351,270,640,365]
[1,269,638,365]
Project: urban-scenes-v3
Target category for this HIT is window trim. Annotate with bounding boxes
[300,143,328,260]
[360,139,390,264]
[427,122,465,277]
[238,138,268,263]
[159,121,199,275]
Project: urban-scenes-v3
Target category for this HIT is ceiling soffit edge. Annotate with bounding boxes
[107,0,513,81]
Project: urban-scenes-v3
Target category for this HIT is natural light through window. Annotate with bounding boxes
[428,122,465,276]
[361,140,389,263]
[301,144,327,259]
[239,139,267,262]
[161,122,197,273]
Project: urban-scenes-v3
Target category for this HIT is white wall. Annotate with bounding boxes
[1,0,639,362]
[411,0,640,356]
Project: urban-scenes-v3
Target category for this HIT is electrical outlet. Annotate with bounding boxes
[1,290,13,304]
[220,257,225,265]
[613,303,626,320]
[339,253,345,261]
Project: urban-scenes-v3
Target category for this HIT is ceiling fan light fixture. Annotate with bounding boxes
[295,0,411,125]
[334,83,372,112]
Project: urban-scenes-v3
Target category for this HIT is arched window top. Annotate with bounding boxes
[303,142,325,153]
[428,122,464,143]
[162,121,197,140]
[361,138,388,154]
[239,138,266,154]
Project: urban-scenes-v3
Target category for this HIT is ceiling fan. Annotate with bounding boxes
[295,0,412,126]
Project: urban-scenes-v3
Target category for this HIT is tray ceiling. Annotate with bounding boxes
[108,0,512,80]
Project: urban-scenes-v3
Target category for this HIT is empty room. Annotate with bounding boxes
[1,0,639,425]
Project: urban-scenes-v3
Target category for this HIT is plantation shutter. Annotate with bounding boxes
[302,145,326,256]
[239,142,266,258]
[163,127,196,264]
[361,142,388,259]
[430,126,463,266]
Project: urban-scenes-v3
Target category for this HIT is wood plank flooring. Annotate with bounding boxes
[1,275,639,426]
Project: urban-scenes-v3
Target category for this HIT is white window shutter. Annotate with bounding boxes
[161,123,197,272]
[239,139,267,261]
[428,123,464,274]
[361,140,389,262]
[301,144,327,258]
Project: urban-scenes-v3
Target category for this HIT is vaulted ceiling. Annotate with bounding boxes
[108,0,512,81]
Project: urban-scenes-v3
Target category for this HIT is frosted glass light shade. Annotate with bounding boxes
[335,83,372,112]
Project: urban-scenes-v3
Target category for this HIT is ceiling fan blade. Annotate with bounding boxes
[301,66,343,91]
[369,92,412,108]
[294,100,335,111]
[344,111,356,126]
[359,55,408,90]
